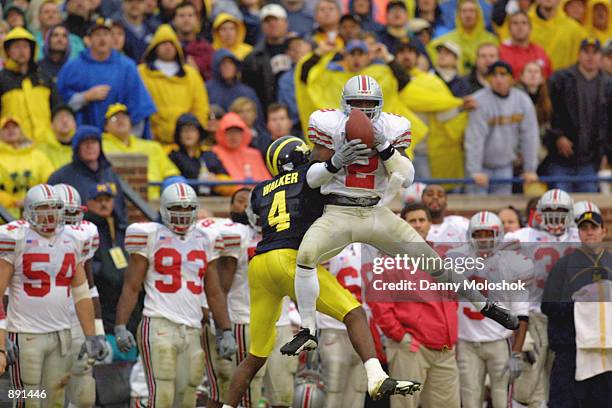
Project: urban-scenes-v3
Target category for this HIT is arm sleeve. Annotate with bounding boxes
[0,227,17,265]
[217,225,244,259]
[307,111,335,149]
[519,95,540,173]
[67,92,88,112]
[464,105,489,175]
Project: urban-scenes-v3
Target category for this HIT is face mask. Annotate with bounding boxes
[231,211,249,225]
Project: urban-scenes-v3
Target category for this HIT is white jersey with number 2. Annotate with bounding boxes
[308,109,411,199]
[124,222,222,328]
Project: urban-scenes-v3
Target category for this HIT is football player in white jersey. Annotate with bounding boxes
[316,243,367,408]
[0,184,108,406]
[114,182,235,408]
[420,184,469,254]
[55,183,105,408]
[450,212,532,408]
[287,74,518,357]
[503,189,580,407]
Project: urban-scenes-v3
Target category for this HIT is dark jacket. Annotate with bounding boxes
[241,40,289,109]
[168,113,228,179]
[545,66,611,166]
[39,25,72,81]
[348,0,384,34]
[459,68,485,95]
[116,15,159,62]
[542,248,612,352]
[48,125,128,226]
[434,69,471,97]
[239,5,261,45]
[205,48,263,113]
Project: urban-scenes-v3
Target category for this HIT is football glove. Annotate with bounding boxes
[331,139,371,168]
[216,329,237,360]
[114,325,136,352]
[502,351,523,381]
[5,336,18,366]
[80,335,110,362]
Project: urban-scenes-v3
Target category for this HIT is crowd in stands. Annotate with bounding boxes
[0,0,610,217]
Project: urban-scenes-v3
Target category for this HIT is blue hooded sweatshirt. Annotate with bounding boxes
[57,49,156,135]
[48,125,128,227]
[205,48,263,114]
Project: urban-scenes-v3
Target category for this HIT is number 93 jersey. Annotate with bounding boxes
[308,109,412,198]
[124,222,222,328]
[0,222,87,333]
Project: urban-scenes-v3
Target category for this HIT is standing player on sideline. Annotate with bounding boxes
[286,75,518,356]
[221,136,421,408]
[450,212,532,408]
[0,184,108,405]
[114,182,236,408]
[504,189,580,407]
[55,183,105,408]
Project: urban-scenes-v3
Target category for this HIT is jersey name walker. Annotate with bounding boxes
[308,109,411,199]
[250,163,324,255]
[0,222,86,333]
[125,222,222,328]
[504,226,580,309]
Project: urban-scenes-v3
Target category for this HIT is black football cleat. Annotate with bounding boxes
[481,300,520,330]
[280,328,317,356]
[369,378,422,400]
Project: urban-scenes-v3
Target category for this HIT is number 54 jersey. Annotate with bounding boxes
[124,222,223,328]
[0,223,87,333]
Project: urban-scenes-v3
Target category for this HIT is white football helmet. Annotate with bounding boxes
[24,184,64,234]
[54,184,84,226]
[468,211,504,254]
[159,182,198,235]
[573,200,601,222]
[341,74,383,121]
[293,371,326,408]
[402,182,428,204]
[537,189,573,236]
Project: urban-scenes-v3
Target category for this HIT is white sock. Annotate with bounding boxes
[295,265,319,333]
[364,358,388,390]
[221,405,234,408]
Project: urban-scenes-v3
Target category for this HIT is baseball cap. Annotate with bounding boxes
[577,211,604,227]
[105,103,128,120]
[387,0,407,11]
[52,104,75,119]
[396,37,420,53]
[407,18,431,34]
[340,14,363,26]
[580,37,602,51]
[87,17,113,35]
[486,60,513,76]
[260,4,287,21]
[345,39,368,54]
[89,183,115,200]
[436,41,461,58]
[0,117,20,129]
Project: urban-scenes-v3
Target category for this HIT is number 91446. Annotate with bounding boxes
[8,389,47,399]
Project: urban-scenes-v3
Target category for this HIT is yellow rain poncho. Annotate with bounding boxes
[428,0,498,75]
[529,5,586,70]
[212,13,252,60]
[295,51,428,157]
[400,68,467,183]
[585,0,611,44]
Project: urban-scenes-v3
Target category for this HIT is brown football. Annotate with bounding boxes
[345,109,374,148]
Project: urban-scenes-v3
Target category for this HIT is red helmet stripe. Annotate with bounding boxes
[481,211,486,223]
[177,183,186,199]
[67,186,74,204]
[587,202,592,211]
[553,189,559,201]
[360,75,368,92]
[303,384,312,407]
[42,184,53,199]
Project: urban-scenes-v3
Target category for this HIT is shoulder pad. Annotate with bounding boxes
[308,109,344,149]
[125,222,158,254]
[377,113,411,148]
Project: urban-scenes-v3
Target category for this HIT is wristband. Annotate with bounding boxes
[376,140,391,152]
[325,159,340,174]
[94,319,105,336]
[378,144,395,160]
[90,286,99,298]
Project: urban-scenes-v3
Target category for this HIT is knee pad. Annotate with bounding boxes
[67,373,96,408]
[152,380,175,408]
[17,350,44,387]
[188,348,206,387]
[151,343,177,382]
[296,241,320,268]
